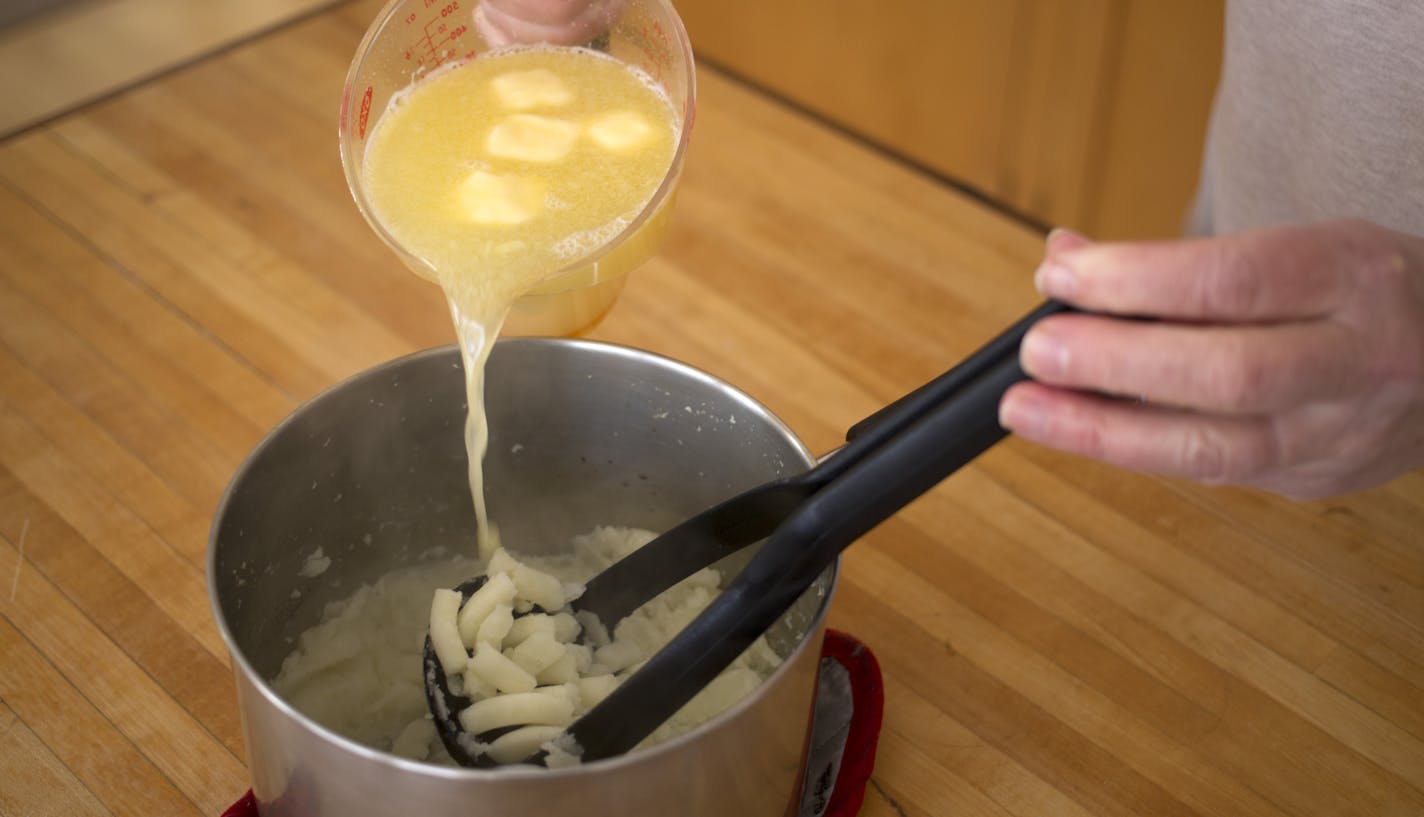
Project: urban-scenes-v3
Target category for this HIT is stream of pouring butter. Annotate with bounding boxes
[361,46,679,559]
[448,283,512,559]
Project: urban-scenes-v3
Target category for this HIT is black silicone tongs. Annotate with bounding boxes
[426,299,1070,766]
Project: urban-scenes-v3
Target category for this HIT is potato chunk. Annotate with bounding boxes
[550,612,582,643]
[456,571,517,644]
[489,550,568,611]
[504,613,556,647]
[428,588,467,676]
[575,674,618,713]
[509,631,566,676]
[458,690,574,736]
[590,639,642,674]
[536,651,580,685]
[469,641,538,694]
[485,724,566,764]
[475,602,514,648]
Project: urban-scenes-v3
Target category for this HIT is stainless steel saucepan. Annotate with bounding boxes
[208,339,836,817]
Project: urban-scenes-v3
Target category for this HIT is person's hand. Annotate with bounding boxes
[475,0,624,47]
[998,220,1424,500]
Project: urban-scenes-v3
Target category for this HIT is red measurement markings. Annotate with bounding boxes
[358,85,374,138]
[638,22,672,82]
[402,2,469,72]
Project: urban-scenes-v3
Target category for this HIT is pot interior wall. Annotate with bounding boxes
[212,340,822,681]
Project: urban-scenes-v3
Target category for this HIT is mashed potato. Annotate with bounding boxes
[271,526,783,765]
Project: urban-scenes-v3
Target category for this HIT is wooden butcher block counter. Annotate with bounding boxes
[0,1,1420,815]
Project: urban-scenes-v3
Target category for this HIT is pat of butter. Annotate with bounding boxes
[487,114,580,162]
[587,111,655,151]
[456,170,544,225]
[492,69,573,109]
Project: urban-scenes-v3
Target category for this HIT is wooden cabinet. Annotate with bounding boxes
[674,0,1224,239]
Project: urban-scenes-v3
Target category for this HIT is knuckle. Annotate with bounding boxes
[1178,426,1230,482]
[1328,218,1407,285]
[1359,244,1409,288]
[1195,239,1269,316]
[1073,413,1110,462]
[1177,424,1272,484]
[1049,395,1116,464]
[1202,341,1273,409]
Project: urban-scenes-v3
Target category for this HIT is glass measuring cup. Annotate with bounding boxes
[339,0,695,336]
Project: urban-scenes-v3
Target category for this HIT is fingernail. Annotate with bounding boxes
[1045,227,1090,254]
[1034,260,1077,299]
[999,388,1047,436]
[1021,326,1068,380]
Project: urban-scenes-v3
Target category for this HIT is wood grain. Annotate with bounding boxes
[0,0,340,138]
[0,1,1419,815]
[1087,0,1224,238]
